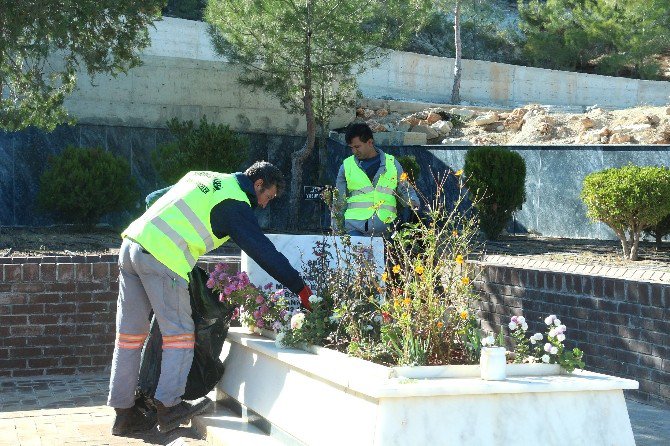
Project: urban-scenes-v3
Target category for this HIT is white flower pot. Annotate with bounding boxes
[215,328,639,446]
[480,346,507,380]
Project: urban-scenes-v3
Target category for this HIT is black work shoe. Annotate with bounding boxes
[111,405,157,436]
[156,397,212,433]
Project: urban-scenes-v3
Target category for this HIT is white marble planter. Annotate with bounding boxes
[217,328,639,446]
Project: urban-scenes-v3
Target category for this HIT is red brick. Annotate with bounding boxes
[56,263,74,282]
[28,357,60,368]
[3,264,21,282]
[91,262,110,280]
[93,312,116,323]
[0,314,28,325]
[45,367,76,375]
[96,291,119,303]
[11,303,45,315]
[27,293,60,304]
[75,263,92,282]
[60,335,94,345]
[0,326,9,336]
[91,356,111,366]
[46,303,77,314]
[0,283,11,292]
[110,263,119,278]
[78,302,108,313]
[0,348,8,359]
[11,282,45,293]
[0,293,27,305]
[10,325,44,336]
[0,359,27,369]
[2,337,27,347]
[45,282,76,293]
[42,346,75,356]
[34,334,66,346]
[43,324,75,336]
[40,263,57,281]
[71,314,94,324]
[28,314,60,324]
[76,282,106,292]
[12,369,46,377]
[61,356,82,366]
[70,292,92,303]
[9,347,42,358]
[22,263,39,281]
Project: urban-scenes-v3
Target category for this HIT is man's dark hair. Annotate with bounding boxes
[345,123,374,144]
[245,161,286,196]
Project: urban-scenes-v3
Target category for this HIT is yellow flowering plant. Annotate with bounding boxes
[378,171,483,366]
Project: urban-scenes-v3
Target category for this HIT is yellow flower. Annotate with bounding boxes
[461,277,470,285]
[403,297,411,306]
[437,321,444,329]
[414,264,425,275]
[393,299,400,309]
[381,272,388,282]
[455,169,463,176]
[400,172,409,181]
[452,230,458,237]
[460,310,468,320]
[392,264,401,274]
[455,254,464,265]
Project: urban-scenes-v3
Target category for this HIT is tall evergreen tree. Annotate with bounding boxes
[206,0,430,228]
[0,1,165,131]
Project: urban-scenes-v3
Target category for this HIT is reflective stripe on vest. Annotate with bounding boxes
[343,153,398,223]
[122,172,250,281]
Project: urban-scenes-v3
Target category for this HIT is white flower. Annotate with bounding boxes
[544,315,556,325]
[532,333,544,341]
[275,331,288,349]
[283,312,291,321]
[521,322,528,331]
[554,318,561,327]
[557,333,566,342]
[557,324,567,334]
[373,315,382,323]
[517,316,526,325]
[548,328,557,337]
[482,335,496,347]
[328,315,339,323]
[550,346,558,355]
[290,313,305,330]
[541,354,550,363]
[530,337,537,345]
[365,325,373,331]
[544,343,552,353]
[308,294,322,304]
[508,321,518,330]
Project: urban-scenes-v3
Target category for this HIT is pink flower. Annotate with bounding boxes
[274,289,286,297]
[206,277,216,289]
[272,321,283,331]
[215,263,224,272]
[223,285,235,295]
[260,304,269,315]
[255,295,265,304]
[253,310,261,319]
[219,293,226,303]
[256,319,265,328]
[264,283,273,290]
[510,316,518,324]
[232,308,239,319]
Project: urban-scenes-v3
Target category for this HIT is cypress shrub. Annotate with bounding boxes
[152,116,249,185]
[463,146,526,239]
[38,146,140,226]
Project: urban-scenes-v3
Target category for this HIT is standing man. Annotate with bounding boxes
[334,123,419,236]
[108,161,313,436]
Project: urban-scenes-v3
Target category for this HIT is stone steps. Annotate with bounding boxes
[192,401,282,446]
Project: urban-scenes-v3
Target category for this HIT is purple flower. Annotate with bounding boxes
[510,316,518,324]
[260,304,269,315]
[255,295,265,304]
[264,283,273,290]
[253,310,261,319]
[206,278,216,289]
[274,289,286,297]
[232,308,239,319]
[272,321,283,331]
[214,263,224,272]
[256,319,265,328]
[223,285,235,296]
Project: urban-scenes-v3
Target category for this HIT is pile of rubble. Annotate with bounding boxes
[350,103,670,146]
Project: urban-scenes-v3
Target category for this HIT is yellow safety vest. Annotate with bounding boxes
[122,172,250,281]
[343,153,398,223]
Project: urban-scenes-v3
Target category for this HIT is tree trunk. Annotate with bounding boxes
[630,227,640,261]
[450,0,462,104]
[616,229,630,260]
[288,1,316,231]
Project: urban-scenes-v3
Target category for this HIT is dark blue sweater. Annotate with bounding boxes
[145,173,304,294]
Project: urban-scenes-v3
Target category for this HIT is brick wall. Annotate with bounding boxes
[474,265,670,407]
[0,256,238,378]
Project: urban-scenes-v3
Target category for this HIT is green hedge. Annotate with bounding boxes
[463,146,526,239]
[38,146,140,226]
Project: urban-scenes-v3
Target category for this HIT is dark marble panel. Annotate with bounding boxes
[79,124,109,150]
[130,127,160,197]
[0,132,15,225]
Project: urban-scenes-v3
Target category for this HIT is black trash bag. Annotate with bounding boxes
[136,265,237,406]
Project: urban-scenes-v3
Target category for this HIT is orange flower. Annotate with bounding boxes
[403,297,411,306]
[452,230,458,237]
[460,310,468,320]
[400,172,409,181]
[461,277,470,285]
[437,321,444,329]
[455,254,464,265]
[455,169,463,176]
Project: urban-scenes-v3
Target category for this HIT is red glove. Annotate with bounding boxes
[298,285,313,311]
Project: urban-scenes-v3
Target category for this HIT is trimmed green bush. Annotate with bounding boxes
[152,116,249,185]
[38,146,140,226]
[581,165,670,260]
[463,146,526,239]
[645,213,670,248]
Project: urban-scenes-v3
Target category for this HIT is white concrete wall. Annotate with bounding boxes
[65,17,352,133]
[64,17,670,133]
[358,51,670,109]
